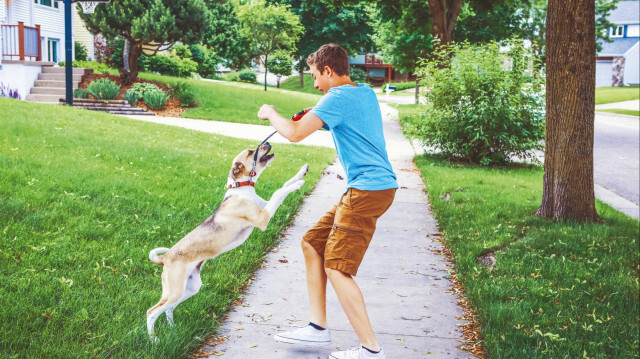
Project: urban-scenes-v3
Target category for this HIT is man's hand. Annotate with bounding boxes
[258,104,277,121]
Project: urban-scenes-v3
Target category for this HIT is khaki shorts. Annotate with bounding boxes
[302,188,396,276]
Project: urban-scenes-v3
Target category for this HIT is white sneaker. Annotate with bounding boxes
[330,346,386,359]
[274,323,331,346]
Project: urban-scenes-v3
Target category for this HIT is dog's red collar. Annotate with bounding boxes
[228,181,255,189]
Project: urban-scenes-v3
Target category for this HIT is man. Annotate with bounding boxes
[257,43,397,359]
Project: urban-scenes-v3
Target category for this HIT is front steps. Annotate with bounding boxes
[26,66,89,104]
[61,98,155,115]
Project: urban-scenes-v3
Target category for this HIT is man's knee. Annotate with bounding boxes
[301,240,320,257]
[324,267,350,280]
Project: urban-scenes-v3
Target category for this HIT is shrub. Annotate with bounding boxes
[406,39,545,165]
[237,68,257,83]
[350,65,367,83]
[188,44,222,79]
[169,80,197,107]
[72,60,113,74]
[143,89,169,110]
[123,89,140,105]
[74,41,88,61]
[145,54,198,77]
[128,82,161,98]
[73,88,90,99]
[87,78,120,99]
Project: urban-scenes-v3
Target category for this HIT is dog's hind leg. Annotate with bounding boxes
[147,266,187,339]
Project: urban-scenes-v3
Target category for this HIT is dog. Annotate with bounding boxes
[146,142,308,340]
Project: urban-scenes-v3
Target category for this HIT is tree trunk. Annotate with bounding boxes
[277,75,281,88]
[536,0,598,222]
[119,42,142,86]
[123,38,130,71]
[264,54,268,91]
[426,0,463,44]
[299,58,305,88]
[414,78,420,105]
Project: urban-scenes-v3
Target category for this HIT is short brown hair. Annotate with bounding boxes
[307,43,350,76]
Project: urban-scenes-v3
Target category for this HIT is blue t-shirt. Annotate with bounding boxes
[310,83,398,191]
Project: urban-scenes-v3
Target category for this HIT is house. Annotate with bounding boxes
[0,0,96,101]
[349,53,414,86]
[596,0,640,87]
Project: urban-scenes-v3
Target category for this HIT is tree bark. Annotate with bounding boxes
[119,42,142,86]
[123,38,130,71]
[536,0,598,222]
[426,0,463,44]
[264,54,268,91]
[414,78,420,105]
[299,58,305,88]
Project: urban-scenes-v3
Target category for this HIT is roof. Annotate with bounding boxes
[598,37,640,56]
[608,0,640,25]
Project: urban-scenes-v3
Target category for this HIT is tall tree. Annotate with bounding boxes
[536,0,598,222]
[374,0,433,104]
[269,50,294,88]
[202,0,250,70]
[271,0,374,87]
[79,0,209,85]
[426,0,464,44]
[238,1,303,91]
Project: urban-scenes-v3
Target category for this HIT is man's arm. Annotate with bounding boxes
[258,105,325,143]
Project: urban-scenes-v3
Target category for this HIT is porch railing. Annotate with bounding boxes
[1,22,42,61]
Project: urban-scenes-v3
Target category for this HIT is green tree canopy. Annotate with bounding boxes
[270,50,295,88]
[79,0,209,85]
[202,0,250,69]
[270,0,375,87]
[238,1,303,91]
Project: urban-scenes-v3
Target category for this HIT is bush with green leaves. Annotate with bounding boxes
[127,82,162,99]
[73,88,90,99]
[143,89,169,110]
[169,80,197,107]
[87,78,120,100]
[145,54,198,78]
[350,65,367,83]
[405,40,545,165]
[237,68,257,83]
[188,44,222,79]
[74,41,88,61]
[123,89,140,105]
[71,60,113,75]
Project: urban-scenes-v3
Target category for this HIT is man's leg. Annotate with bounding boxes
[326,268,380,351]
[301,240,328,328]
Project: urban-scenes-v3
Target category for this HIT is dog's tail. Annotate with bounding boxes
[149,247,170,265]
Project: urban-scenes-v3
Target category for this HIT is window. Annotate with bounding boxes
[610,26,624,38]
[34,0,59,9]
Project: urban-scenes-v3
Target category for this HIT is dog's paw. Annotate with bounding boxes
[299,164,309,177]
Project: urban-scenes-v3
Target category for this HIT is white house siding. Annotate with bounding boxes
[596,60,614,87]
[624,42,639,86]
[73,7,93,60]
[34,0,66,63]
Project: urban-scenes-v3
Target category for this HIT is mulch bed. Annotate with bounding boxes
[78,73,188,117]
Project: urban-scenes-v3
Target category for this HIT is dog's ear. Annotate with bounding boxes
[232,162,245,179]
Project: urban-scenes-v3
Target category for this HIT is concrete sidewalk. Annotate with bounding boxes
[185,104,469,358]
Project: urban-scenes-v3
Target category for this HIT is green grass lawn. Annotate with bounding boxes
[140,73,321,125]
[413,155,639,358]
[397,102,640,357]
[279,73,321,95]
[0,97,336,358]
[595,86,640,105]
[596,109,640,117]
